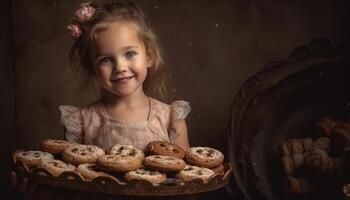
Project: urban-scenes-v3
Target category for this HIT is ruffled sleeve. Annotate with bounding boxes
[169,100,191,142]
[58,105,83,143]
[170,100,191,122]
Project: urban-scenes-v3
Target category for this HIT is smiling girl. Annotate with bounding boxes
[61,1,191,151]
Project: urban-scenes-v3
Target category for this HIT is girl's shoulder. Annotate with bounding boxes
[151,98,190,108]
[150,98,170,110]
[59,100,102,119]
[150,98,191,121]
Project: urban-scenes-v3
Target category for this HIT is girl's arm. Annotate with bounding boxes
[59,105,84,144]
[171,119,190,150]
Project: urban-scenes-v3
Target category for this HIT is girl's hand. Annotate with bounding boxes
[10,171,37,193]
[10,171,77,200]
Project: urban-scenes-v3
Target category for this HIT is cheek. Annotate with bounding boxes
[95,67,111,79]
[139,68,148,81]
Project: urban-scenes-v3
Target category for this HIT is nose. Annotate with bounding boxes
[113,59,127,73]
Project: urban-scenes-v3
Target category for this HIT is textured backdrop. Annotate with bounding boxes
[1,0,349,198]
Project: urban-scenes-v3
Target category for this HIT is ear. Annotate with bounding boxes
[146,49,155,68]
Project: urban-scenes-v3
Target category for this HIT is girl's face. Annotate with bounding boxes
[90,21,152,98]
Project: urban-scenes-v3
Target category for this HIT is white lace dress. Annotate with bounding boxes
[59,98,190,151]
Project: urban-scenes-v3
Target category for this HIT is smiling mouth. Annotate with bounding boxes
[111,76,135,84]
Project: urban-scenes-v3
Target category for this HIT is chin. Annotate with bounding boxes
[111,90,136,97]
[105,85,142,98]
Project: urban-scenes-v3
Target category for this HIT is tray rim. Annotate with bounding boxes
[13,155,232,196]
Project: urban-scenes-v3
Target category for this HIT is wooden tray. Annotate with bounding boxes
[13,160,232,196]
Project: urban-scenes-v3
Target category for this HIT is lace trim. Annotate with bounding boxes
[59,105,83,141]
[65,132,83,143]
[170,100,191,122]
[168,100,191,142]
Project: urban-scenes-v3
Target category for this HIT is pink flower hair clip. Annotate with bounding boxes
[75,2,96,23]
[67,24,83,38]
[66,1,96,39]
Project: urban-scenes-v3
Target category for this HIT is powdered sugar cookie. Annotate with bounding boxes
[38,159,76,177]
[13,150,54,167]
[97,154,143,173]
[176,165,215,183]
[109,144,144,160]
[76,163,117,181]
[146,141,185,159]
[143,155,185,172]
[40,139,78,154]
[124,168,167,185]
[62,144,105,165]
[185,147,224,168]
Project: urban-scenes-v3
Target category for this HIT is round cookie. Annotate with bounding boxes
[76,163,117,181]
[146,141,185,159]
[62,144,105,165]
[97,154,143,173]
[280,138,314,156]
[40,139,78,154]
[13,150,54,167]
[185,147,224,168]
[124,168,167,185]
[38,159,75,177]
[312,137,331,152]
[304,149,331,176]
[109,144,144,160]
[176,165,215,183]
[143,155,186,172]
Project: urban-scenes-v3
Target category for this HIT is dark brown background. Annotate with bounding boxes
[1,0,349,198]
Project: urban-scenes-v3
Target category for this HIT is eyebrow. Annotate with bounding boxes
[94,45,138,58]
[121,45,138,51]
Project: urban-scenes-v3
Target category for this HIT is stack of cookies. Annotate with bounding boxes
[280,115,350,198]
[144,141,225,184]
[13,140,225,187]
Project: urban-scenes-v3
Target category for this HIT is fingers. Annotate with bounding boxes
[10,171,18,188]
[19,177,28,193]
[10,171,38,198]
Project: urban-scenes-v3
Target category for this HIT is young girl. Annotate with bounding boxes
[11,1,190,199]
[62,1,191,151]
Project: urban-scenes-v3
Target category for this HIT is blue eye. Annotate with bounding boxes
[99,57,112,65]
[125,51,137,59]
